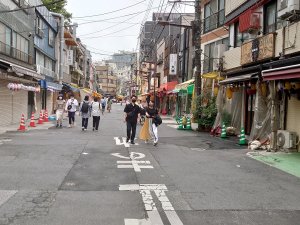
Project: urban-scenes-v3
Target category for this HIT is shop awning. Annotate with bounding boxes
[175,79,195,90]
[1,59,44,80]
[159,81,178,92]
[47,82,62,91]
[219,73,258,85]
[202,71,224,80]
[81,88,93,94]
[262,64,300,81]
[62,82,80,92]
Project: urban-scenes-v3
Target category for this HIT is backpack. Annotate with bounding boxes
[81,102,89,113]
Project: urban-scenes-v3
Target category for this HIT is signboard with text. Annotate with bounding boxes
[169,54,177,75]
[241,33,275,65]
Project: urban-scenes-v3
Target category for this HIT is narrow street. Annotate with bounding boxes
[0,104,299,225]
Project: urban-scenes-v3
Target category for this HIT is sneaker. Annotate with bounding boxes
[84,128,87,131]
[82,127,84,131]
[126,138,129,143]
[68,124,71,128]
[92,128,95,131]
[60,124,62,128]
[131,141,135,145]
[153,142,158,146]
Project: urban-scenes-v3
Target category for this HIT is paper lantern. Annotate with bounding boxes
[226,87,233,99]
[284,82,292,90]
[261,83,267,97]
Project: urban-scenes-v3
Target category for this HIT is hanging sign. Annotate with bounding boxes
[169,54,177,75]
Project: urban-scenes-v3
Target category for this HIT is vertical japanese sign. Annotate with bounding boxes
[169,54,177,75]
[66,50,73,65]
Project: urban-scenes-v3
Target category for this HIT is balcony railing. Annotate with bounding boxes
[36,65,56,78]
[0,41,32,64]
[204,9,225,33]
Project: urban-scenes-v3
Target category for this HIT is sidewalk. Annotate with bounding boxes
[248,151,300,178]
[0,120,55,135]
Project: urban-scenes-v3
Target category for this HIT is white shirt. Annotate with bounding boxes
[91,102,101,116]
[65,98,78,112]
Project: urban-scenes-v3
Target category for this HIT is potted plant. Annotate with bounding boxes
[197,94,218,132]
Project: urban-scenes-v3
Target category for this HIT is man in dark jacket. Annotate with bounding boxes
[124,95,140,144]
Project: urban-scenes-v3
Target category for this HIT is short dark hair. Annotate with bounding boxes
[131,95,137,99]
[57,95,63,100]
[69,94,74,98]
[94,97,98,102]
[84,95,89,101]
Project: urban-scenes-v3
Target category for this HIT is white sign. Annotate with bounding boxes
[66,50,73,65]
[169,54,177,75]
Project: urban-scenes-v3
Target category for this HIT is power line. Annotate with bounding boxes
[0,0,65,13]
[72,0,146,18]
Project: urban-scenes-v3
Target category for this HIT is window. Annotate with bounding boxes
[49,29,54,47]
[36,16,44,38]
[234,22,250,47]
[264,1,277,34]
[0,22,11,55]
[204,0,225,33]
[203,38,229,73]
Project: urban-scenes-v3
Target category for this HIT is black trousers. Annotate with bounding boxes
[68,111,75,124]
[82,118,89,129]
[127,120,137,141]
[93,116,100,130]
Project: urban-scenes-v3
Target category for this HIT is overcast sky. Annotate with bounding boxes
[66,0,193,61]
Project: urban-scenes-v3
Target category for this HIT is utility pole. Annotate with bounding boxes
[194,0,202,96]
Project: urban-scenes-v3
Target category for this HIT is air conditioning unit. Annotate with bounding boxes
[277,130,298,150]
[278,0,300,20]
[213,44,226,71]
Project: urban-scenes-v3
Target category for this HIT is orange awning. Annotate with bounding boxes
[159,81,178,92]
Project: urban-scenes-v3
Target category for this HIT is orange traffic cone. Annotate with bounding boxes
[37,111,44,124]
[18,114,26,131]
[44,110,49,122]
[29,112,36,127]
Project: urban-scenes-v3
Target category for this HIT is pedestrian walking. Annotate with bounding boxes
[139,101,160,146]
[55,94,65,128]
[124,95,140,145]
[91,97,101,131]
[100,96,106,115]
[65,94,79,128]
[79,95,91,131]
[107,98,112,113]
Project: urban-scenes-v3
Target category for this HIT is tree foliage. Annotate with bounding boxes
[42,0,72,23]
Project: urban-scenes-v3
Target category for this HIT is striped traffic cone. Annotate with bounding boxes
[17,114,26,131]
[186,117,192,130]
[37,111,44,124]
[239,127,247,145]
[177,118,184,130]
[220,123,227,138]
[44,110,49,122]
[29,112,36,127]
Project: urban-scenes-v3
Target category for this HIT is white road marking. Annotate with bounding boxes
[124,218,151,225]
[82,152,88,155]
[0,190,17,207]
[147,211,164,225]
[117,161,153,172]
[111,152,146,160]
[164,211,184,225]
[114,137,130,148]
[120,184,183,225]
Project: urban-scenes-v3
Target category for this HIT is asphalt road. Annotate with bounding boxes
[0,104,299,225]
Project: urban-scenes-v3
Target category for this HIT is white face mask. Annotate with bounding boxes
[59,97,62,100]
[71,97,74,100]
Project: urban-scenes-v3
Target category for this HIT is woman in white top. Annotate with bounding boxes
[91,97,101,131]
